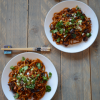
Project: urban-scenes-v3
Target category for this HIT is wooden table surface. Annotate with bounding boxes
[0,0,100,100]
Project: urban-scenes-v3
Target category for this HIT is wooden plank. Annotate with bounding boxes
[61,0,87,3]
[89,0,100,100]
[28,0,61,100]
[60,0,91,100]
[0,0,27,99]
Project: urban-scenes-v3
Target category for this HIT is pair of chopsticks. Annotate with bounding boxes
[1,47,51,51]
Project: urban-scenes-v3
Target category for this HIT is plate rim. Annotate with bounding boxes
[1,52,58,100]
[44,0,99,53]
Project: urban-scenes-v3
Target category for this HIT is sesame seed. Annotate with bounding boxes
[27,72,29,75]
[82,33,84,36]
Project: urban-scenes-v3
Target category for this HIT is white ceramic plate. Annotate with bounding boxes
[44,1,99,53]
[1,52,58,100]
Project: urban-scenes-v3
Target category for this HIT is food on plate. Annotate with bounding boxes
[8,57,52,100]
[50,6,91,46]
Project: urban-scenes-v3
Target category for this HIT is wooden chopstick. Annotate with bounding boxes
[1,47,51,51]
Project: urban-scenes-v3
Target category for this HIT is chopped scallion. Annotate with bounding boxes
[56,37,60,42]
[10,66,15,70]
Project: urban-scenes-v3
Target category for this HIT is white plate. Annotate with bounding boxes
[1,52,58,100]
[44,1,99,53]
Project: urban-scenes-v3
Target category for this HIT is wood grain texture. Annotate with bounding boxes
[0,0,27,99]
[89,0,100,100]
[28,0,61,100]
[60,0,91,100]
